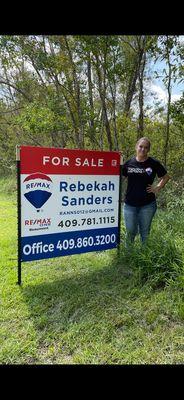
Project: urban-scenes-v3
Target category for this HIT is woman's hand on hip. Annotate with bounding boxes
[146,184,160,194]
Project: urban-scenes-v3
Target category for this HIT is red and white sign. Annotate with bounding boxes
[20,146,121,261]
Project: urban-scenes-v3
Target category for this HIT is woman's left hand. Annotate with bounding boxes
[146,184,160,194]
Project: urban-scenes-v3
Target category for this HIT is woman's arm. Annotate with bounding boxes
[146,174,171,194]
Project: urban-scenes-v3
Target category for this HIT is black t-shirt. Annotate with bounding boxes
[121,156,167,206]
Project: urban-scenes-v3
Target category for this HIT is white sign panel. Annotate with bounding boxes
[20,146,121,261]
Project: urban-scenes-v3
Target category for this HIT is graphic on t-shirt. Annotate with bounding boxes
[127,167,145,174]
[145,167,152,176]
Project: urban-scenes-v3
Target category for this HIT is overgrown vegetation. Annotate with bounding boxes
[0,179,183,364]
[0,35,183,179]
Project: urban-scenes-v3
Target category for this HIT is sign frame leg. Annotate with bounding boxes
[117,157,122,256]
[16,146,22,285]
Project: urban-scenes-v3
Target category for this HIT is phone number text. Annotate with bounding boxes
[58,216,115,228]
[23,233,117,256]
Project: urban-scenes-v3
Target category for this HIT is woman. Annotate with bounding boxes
[121,137,170,245]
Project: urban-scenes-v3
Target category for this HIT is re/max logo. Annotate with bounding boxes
[25,218,51,226]
[25,182,51,189]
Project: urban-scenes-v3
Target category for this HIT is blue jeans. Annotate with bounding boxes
[123,201,157,244]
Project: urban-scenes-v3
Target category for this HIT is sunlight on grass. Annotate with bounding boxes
[0,188,183,365]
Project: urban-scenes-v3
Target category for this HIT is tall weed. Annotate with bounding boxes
[120,210,184,289]
[157,177,184,212]
[0,176,17,195]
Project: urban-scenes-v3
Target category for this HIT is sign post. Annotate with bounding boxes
[16,145,22,285]
[117,153,123,254]
[17,146,121,284]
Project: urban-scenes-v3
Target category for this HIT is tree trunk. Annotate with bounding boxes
[137,50,146,138]
[109,82,119,150]
[99,108,104,150]
[124,42,145,117]
[87,52,96,148]
[164,43,172,167]
[120,36,147,147]
[64,36,84,148]
[94,53,113,151]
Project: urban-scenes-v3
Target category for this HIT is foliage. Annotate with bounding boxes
[0,34,183,176]
[156,173,184,211]
[170,93,184,125]
[0,187,184,364]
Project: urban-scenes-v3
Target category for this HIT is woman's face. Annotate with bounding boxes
[136,140,150,158]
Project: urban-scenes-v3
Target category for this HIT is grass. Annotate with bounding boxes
[0,178,184,364]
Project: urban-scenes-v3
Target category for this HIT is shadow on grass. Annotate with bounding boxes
[20,227,183,341]
[20,250,134,339]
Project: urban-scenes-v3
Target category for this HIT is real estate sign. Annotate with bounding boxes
[18,146,121,263]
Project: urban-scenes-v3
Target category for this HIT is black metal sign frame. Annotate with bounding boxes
[16,146,122,285]
[16,146,22,285]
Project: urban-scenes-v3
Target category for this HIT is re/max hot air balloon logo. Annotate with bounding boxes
[23,173,53,212]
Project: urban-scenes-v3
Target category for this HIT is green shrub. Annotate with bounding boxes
[0,176,17,195]
[120,209,184,289]
[157,178,184,212]
[132,239,182,288]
